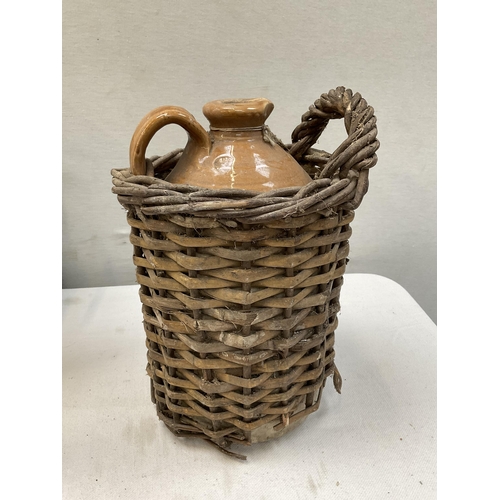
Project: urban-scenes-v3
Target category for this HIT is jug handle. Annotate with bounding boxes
[129,106,210,176]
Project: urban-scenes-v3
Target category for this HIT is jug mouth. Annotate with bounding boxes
[203,98,274,129]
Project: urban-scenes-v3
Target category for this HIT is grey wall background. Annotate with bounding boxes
[63,0,436,322]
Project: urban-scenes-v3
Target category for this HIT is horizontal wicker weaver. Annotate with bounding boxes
[112,86,379,459]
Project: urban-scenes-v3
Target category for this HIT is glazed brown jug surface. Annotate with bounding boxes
[129,98,312,191]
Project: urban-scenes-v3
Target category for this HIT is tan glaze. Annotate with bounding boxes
[129,98,312,191]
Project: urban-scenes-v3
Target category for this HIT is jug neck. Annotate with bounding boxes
[209,126,265,141]
[203,98,274,130]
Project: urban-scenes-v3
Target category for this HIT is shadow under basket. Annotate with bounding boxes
[111,86,379,459]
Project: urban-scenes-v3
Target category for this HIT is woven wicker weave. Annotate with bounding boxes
[112,86,379,459]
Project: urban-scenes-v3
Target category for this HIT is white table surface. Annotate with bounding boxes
[62,273,436,499]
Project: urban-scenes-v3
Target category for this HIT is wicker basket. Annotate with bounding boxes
[111,86,379,459]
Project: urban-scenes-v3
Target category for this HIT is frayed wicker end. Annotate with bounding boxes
[111,86,379,458]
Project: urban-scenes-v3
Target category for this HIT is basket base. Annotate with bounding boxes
[154,383,328,459]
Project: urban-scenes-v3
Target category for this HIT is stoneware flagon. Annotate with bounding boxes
[129,98,312,190]
[112,87,379,459]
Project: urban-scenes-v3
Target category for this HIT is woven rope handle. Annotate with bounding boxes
[287,87,379,209]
